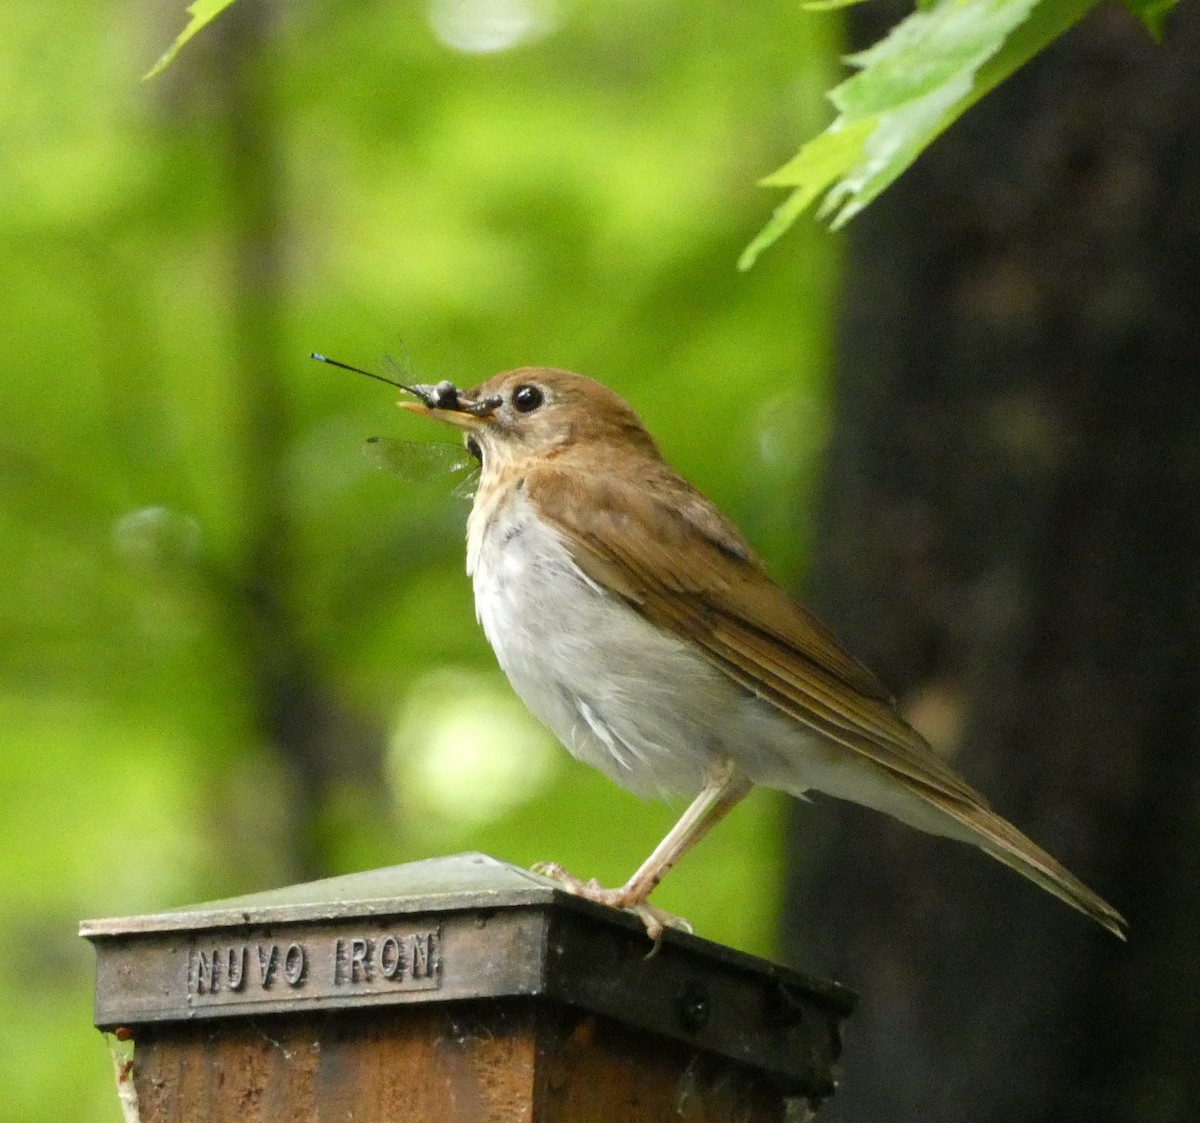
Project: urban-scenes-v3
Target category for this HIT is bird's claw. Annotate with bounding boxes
[530,861,692,940]
[530,861,601,894]
[625,902,694,942]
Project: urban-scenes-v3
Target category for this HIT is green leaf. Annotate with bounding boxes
[738,119,874,270]
[802,0,872,12]
[740,0,1100,269]
[143,0,240,79]
[1120,0,1177,39]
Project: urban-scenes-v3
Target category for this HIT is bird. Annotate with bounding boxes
[392,364,1126,940]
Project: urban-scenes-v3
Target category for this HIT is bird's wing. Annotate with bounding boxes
[529,463,984,805]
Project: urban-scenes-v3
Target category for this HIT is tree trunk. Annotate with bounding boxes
[783,6,1200,1121]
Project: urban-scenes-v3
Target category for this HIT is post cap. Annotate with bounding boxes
[82,852,854,1096]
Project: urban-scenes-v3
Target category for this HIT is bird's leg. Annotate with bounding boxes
[534,756,752,938]
[611,756,751,906]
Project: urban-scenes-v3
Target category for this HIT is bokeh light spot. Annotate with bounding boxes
[427,0,557,55]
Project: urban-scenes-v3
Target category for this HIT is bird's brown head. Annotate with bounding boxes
[400,367,660,476]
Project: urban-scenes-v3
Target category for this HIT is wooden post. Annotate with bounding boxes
[82,853,854,1122]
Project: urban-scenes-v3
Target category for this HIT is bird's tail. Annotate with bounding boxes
[919,785,1127,939]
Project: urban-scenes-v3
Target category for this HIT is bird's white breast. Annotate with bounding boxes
[466,484,744,797]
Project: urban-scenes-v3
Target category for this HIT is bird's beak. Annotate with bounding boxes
[399,383,498,431]
[399,399,481,431]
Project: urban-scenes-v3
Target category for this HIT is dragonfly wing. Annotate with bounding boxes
[362,437,478,497]
[362,437,465,478]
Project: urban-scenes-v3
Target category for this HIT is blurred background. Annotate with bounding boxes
[4,0,1199,1121]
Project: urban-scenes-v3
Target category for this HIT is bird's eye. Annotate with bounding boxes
[465,435,482,462]
[512,384,544,413]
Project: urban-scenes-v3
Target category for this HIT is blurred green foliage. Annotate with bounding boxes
[1,1,841,1120]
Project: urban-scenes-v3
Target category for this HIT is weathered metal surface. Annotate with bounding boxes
[82,852,854,1098]
[543,908,849,1095]
[80,853,558,935]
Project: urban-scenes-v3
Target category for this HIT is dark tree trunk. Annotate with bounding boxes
[186,1,387,884]
[783,6,1200,1121]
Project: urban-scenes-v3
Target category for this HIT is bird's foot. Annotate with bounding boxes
[531,861,692,940]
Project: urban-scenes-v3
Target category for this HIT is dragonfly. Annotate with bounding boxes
[312,351,481,498]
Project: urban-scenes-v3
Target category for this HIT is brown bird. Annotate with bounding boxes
[394,365,1125,940]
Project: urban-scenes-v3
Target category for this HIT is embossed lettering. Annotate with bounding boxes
[190,928,439,1006]
[412,934,436,979]
[378,935,403,980]
[350,937,370,983]
[283,942,306,987]
[331,933,440,987]
[194,949,215,994]
[257,944,279,987]
[226,946,246,991]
